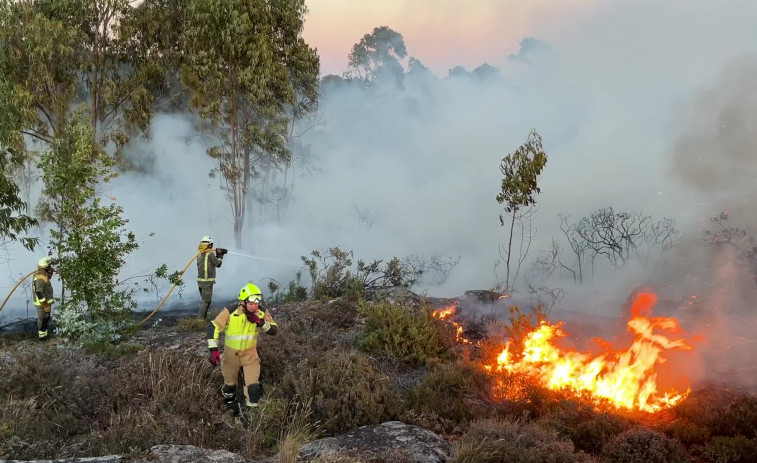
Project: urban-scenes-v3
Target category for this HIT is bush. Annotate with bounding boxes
[658,419,711,447]
[278,349,400,435]
[673,389,757,439]
[452,418,593,463]
[408,362,492,423]
[602,427,689,463]
[543,399,632,454]
[701,435,757,463]
[358,301,456,366]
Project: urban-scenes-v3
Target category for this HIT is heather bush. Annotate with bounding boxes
[452,417,593,463]
[409,361,493,423]
[359,301,456,366]
[674,389,757,439]
[602,427,689,463]
[278,349,400,435]
[542,399,632,454]
[700,435,757,463]
[658,419,711,447]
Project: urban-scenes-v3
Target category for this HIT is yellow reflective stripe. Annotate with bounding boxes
[204,253,209,279]
[197,278,215,282]
[225,335,256,341]
[208,339,218,348]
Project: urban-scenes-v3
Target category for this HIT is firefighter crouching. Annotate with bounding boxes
[207,283,278,411]
[33,257,56,340]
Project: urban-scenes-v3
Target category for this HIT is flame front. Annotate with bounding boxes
[487,292,697,413]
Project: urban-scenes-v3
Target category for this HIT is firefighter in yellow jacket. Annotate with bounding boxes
[197,235,227,319]
[32,257,56,340]
[207,283,278,410]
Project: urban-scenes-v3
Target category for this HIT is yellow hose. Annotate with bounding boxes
[137,251,202,326]
[0,270,36,315]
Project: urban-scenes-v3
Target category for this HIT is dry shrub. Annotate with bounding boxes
[276,399,320,463]
[658,419,711,447]
[700,435,757,463]
[177,316,207,332]
[674,389,757,439]
[490,371,567,418]
[278,349,399,435]
[602,427,689,463]
[358,301,456,366]
[408,361,493,423]
[451,417,593,463]
[541,398,632,454]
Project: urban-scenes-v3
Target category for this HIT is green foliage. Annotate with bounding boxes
[37,111,138,341]
[347,26,407,85]
[302,246,421,300]
[700,435,757,463]
[82,339,140,358]
[268,272,308,304]
[602,427,689,463]
[409,362,492,423]
[358,301,455,365]
[181,0,319,247]
[496,130,548,214]
[543,400,632,454]
[278,349,399,435]
[0,78,38,250]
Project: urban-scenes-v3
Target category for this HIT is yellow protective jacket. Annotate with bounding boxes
[207,304,278,352]
[32,270,54,307]
[197,244,223,285]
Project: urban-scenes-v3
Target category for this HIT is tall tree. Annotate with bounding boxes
[347,26,406,87]
[181,0,319,247]
[496,130,547,292]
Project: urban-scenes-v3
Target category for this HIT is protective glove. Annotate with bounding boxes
[245,310,266,327]
[215,248,228,257]
[208,349,220,366]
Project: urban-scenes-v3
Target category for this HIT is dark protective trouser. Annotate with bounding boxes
[198,283,214,319]
[35,304,51,340]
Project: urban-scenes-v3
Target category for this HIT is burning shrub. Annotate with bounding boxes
[602,427,689,463]
[278,349,399,435]
[451,417,593,463]
[408,361,492,423]
[359,301,456,366]
[700,435,757,463]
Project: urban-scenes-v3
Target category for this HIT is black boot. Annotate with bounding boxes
[246,383,262,408]
[220,384,236,409]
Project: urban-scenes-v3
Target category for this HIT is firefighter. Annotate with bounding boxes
[197,235,227,319]
[207,283,278,411]
[32,256,56,340]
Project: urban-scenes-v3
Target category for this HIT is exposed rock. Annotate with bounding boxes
[298,421,451,463]
[0,445,264,463]
[462,289,508,302]
[364,287,422,306]
[136,445,261,463]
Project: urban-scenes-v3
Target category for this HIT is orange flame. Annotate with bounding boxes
[433,304,473,344]
[486,292,699,413]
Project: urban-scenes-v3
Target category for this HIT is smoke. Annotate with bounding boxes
[2,1,757,390]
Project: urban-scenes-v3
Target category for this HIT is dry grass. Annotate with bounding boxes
[177,316,207,332]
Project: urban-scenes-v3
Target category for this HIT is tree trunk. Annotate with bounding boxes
[506,211,516,292]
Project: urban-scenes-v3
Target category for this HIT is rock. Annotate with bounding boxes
[136,445,261,463]
[298,421,451,463]
[0,455,125,462]
[0,445,264,463]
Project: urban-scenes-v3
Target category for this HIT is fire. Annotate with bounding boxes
[486,292,699,413]
[433,304,473,345]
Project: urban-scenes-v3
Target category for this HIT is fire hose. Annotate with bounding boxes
[0,270,36,315]
[137,250,202,326]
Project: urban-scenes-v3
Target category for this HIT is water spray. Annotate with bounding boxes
[225,251,301,267]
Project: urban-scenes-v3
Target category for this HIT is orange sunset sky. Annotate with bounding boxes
[301,0,600,76]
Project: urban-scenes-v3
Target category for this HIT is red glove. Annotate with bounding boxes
[208,349,220,366]
[245,311,265,327]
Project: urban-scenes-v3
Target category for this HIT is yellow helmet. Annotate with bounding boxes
[38,256,53,269]
[239,283,262,302]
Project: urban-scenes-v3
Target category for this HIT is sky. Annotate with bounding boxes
[2,1,757,387]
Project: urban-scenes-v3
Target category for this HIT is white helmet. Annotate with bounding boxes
[38,256,53,269]
[201,235,213,243]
